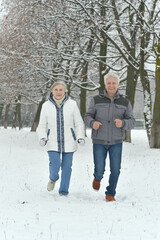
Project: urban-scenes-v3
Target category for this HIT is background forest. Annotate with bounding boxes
[0,0,160,148]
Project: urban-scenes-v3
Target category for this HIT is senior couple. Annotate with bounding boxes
[37,72,135,201]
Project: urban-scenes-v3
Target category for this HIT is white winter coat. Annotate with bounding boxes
[37,95,85,152]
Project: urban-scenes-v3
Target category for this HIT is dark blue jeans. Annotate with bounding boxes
[93,143,122,196]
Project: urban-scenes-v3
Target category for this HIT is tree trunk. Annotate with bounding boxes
[139,1,152,143]
[4,104,10,129]
[12,95,22,129]
[99,39,107,92]
[17,95,22,129]
[0,103,4,126]
[31,97,46,132]
[99,2,108,93]
[12,109,17,129]
[140,65,152,144]
[79,68,87,120]
[124,66,138,142]
[150,38,160,148]
[124,130,131,143]
[80,28,94,119]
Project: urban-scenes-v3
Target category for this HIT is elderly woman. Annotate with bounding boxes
[37,81,85,196]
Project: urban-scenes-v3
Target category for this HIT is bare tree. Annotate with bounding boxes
[150,37,160,148]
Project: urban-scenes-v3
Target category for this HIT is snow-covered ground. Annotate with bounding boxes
[0,128,160,240]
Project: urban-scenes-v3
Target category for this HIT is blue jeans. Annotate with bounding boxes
[93,143,122,196]
[48,151,73,195]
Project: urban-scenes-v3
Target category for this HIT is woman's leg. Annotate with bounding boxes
[59,152,73,195]
[48,151,61,182]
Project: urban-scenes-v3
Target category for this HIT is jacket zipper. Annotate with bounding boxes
[108,100,113,144]
[59,108,62,153]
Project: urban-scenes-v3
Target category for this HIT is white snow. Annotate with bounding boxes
[0,128,160,240]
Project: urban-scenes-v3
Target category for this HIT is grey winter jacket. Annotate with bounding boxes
[84,90,135,145]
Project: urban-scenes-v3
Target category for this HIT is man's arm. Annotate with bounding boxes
[122,102,136,130]
[84,98,97,128]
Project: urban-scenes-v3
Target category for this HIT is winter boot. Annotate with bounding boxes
[105,195,116,202]
[92,178,101,191]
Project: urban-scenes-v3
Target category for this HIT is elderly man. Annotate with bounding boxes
[85,72,135,201]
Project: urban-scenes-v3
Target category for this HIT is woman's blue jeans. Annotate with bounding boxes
[93,143,122,196]
[48,151,73,195]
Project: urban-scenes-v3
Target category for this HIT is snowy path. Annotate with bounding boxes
[0,129,160,240]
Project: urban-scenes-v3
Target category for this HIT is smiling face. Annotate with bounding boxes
[105,77,119,99]
[52,84,66,100]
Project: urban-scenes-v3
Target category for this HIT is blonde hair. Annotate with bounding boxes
[104,72,119,84]
[51,81,68,92]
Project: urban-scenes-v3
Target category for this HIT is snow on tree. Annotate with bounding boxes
[0,0,160,148]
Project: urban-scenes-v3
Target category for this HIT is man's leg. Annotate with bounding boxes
[105,143,122,196]
[93,144,107,180]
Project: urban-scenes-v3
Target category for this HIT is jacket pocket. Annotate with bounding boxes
[114,125,123,140]
[47,129,50,138]
[92,121,108,140]
[70,128,76,141]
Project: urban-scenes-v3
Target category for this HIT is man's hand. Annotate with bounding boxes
[114,119,122,128]
[93,121,102,130]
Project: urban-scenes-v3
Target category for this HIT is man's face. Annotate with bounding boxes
[105,77,119,97]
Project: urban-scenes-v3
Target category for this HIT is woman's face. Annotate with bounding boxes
[52,84,65,100]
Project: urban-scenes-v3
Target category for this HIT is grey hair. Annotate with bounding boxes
[104,72,119,84]
[51,81,68,92]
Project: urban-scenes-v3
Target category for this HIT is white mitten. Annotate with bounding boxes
[77,138,85,146]
[40,138,47,146]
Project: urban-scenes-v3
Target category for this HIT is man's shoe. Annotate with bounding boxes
[47,180,55,191]
[92,178,101,190]
[105,195,116,202]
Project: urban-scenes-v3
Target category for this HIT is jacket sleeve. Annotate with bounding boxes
[122,102,136,130]
[84,98,96,128]
[36,103,48,140]
[73,102,85,140]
